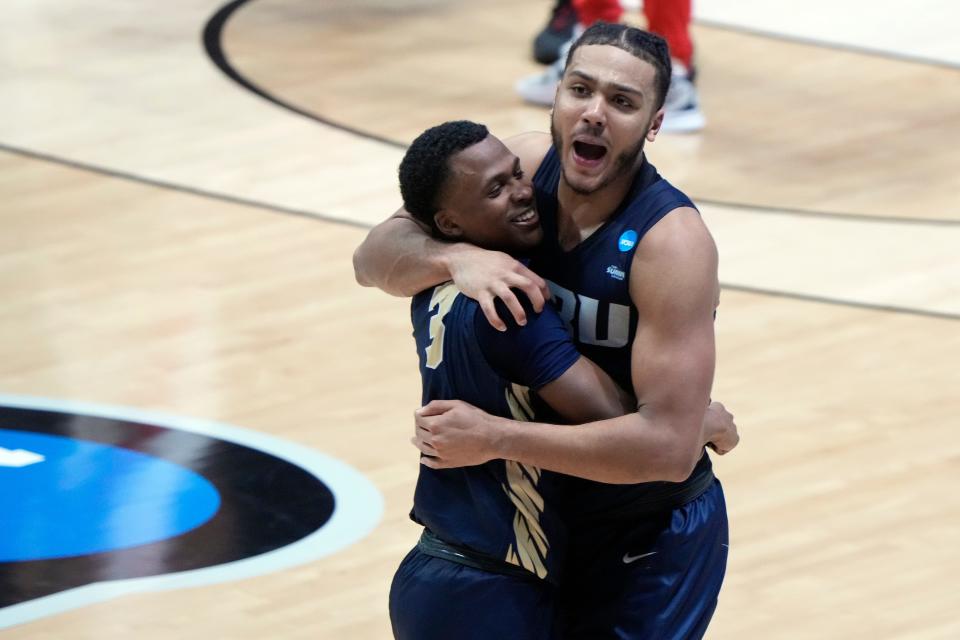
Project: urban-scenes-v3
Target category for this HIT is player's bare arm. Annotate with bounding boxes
[539,357,635,423]
[415,352,736,483]
[624,207,723,474]
[351,132,554,329]
[414,207,736,483]
[353,208,462,295]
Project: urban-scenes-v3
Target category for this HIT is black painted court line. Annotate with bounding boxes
[721,284,959,321]
[4,2,958,323]
[0,143,371,230]
[202,0,406,150]
[3,141,957,322]
[696,18,960,72]
[201,0,960,228]
[696,198,960,227]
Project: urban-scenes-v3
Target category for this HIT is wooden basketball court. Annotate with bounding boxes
[1,0,958,637]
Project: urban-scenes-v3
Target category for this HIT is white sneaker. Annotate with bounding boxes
[515,33,577,106]
[660,62,705,134]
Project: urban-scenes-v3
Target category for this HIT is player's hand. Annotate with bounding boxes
[447,245,551,331]
[703,400,739,455]
[412,399,504,469]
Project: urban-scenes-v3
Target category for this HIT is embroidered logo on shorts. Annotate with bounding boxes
[622,551,657,564]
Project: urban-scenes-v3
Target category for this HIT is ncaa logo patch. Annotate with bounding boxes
[618,230,638,252]
[0,395,382,630]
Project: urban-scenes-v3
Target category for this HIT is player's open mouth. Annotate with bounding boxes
[510,208,539,227]
[572,140,608,168]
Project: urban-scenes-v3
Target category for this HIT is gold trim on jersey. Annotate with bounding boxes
[502,383,550,579]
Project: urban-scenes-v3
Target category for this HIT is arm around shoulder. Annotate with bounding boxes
[352,207,460,296]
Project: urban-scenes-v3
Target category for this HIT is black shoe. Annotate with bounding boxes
[532,0,579,65]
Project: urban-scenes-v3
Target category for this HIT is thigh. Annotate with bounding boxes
[560,480,729,640]
[390,547,559,640]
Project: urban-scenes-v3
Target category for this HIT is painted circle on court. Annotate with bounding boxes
[0,395,382,629]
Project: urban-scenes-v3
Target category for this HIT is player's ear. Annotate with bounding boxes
[647,108,664,142]
[434,210,464,238]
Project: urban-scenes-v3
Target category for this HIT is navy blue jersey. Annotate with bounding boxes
[409,282,580,583]
[531,146,714,521]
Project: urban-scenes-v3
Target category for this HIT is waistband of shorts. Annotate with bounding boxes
[640,465,715,513]
[574,466,716,523]
[417,529,550,584]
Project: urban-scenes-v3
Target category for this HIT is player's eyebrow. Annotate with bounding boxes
[568,69,645,99]
[482,157,522,191]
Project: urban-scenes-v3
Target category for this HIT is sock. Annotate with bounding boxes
[571,0,623,26]
[643,0,694,70]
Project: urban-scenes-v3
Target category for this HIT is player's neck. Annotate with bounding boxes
[556,160,639,251]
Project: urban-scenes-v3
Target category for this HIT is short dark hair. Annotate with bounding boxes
[565,22,672,110]
[399,120,489,234]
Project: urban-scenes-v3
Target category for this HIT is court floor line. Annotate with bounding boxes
[695,199,960,228]
[203,0,405,151]
[695,18,960,71]
[720,284,959,322]
[3,142,956,323]
[203,0,959,228]
[0,143,370,231]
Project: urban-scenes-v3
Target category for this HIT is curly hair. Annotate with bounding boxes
[565,22,672,111]
[399,120,489,235]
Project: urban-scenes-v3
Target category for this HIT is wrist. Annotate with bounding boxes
[440,242,481,276]
[487,415,516,461]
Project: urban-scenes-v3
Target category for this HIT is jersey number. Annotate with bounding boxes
[424,283,459,369]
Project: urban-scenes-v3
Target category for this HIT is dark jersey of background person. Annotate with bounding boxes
[530,145,715,524]
[410,280,580,584]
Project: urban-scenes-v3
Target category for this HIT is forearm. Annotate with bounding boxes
[538,357,636,424]
[494,410,703,484]
[353,216,465,296]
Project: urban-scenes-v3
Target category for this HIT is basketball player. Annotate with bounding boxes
[522,0,705,132]
[357,24,731,638]
[388,120,737,640]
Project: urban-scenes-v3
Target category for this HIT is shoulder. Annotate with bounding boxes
[486,291,555,333]
[635,207,716,266]
[629,207,718,313]
[475,298,580,390]
[504,132,551,176]
[413,281,469,319]
[476,295,567,349]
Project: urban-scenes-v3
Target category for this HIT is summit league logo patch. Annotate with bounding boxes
[606,265,626,281]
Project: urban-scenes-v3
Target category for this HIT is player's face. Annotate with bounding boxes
[550,44,664,195]
[435,135,542,254]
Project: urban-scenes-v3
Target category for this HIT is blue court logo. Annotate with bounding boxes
[1,430,221,562]
[0,395,382,630]
[618,230,638,252]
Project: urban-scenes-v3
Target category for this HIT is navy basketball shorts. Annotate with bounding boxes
[558,479,729,640]
[389,547,559,640]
